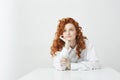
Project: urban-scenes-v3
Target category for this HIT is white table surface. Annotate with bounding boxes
[18,67,120,80]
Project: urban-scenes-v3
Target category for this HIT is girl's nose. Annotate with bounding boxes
[66,31,70,35]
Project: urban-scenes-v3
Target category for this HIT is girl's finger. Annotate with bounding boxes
[59,35,66,42]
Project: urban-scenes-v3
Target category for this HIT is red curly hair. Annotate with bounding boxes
[50,17,87,58]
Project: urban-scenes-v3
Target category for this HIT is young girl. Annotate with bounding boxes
[50,17,101,71]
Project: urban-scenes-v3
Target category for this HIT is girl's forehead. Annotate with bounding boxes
[64,23,75,29]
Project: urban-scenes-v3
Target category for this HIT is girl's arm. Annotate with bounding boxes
[52,47,71,70]
[71,40,101,71]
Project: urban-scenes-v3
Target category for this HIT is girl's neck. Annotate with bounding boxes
[70,40,76,49]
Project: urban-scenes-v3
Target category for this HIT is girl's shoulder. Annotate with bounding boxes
[84,39,89,45]
[84,39,94,48]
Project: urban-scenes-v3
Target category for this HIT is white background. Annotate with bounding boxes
[0,0,120,80]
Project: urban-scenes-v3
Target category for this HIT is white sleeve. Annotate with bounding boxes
[52,47,70,71]
[71,40,101,71]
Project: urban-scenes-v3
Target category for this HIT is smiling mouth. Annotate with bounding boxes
[66,36,71,38]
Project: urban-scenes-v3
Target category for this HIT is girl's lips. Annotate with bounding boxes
[65,36,71,38]
[66,37,71,38]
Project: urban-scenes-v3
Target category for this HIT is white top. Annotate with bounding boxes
[52,39,101,71]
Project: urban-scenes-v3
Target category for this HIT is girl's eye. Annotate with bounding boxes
[63,30,66,32]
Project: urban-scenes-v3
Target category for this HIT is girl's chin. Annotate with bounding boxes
[65,37,74,41]
[66,39,72,41]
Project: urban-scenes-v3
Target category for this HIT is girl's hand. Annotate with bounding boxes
[59,35,67,42]
[60,57,71,70]
[59,35,70,50]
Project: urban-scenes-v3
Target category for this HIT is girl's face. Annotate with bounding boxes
[62,23,77,41]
